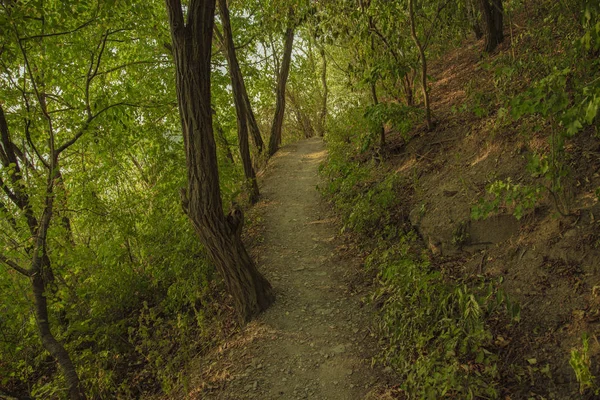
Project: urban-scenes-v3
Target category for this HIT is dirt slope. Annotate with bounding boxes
[377,33,600,397]
[186,138,390,399]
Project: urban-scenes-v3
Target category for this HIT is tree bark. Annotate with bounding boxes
[165,0,273,322]
[480,0,504,52]
[217,0,259,204]
[409,0,433,131]
[267,9,295,157]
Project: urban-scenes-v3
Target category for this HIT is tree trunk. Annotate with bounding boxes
[288,91,315,138]
[402,71,415,107]
[165,0,273,322]
[368,35,385,148]
[409,0,433,131]
[370,82,385,148]
[467,0,484,39]
[268,10,295,157]
[214,122,235,164]
[33,267,86,400]
[244,90,264,155]
[214,26,264,154]
[318,45,328,137]
[480,0,504,52]
[217,0,259,204]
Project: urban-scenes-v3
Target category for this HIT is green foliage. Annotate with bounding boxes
[471,178,544,221]
[364,102,422,140]
[570,334,599,395]
[0,1,235,397]
[469,2,600,220]
[321,120,516,399]
[372,239,516,399]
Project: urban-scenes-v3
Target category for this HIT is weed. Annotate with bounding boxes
[570,334,599,395]
[471,178,544,220]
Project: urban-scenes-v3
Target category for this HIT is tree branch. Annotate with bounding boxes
[94,60,161,77]
[0,253,32,277]
[19,17,96,41]
[56,102,135,154]
[0,176,21,209]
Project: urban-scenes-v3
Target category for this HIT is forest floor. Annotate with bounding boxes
[184,138,392,399]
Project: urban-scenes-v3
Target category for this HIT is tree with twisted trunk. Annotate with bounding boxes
[165,0,274,322]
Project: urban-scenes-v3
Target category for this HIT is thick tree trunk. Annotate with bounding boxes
[165,0,273,321]
[409,0,433,131]
[268,11,295,157]
[218,0,259,204]
[480,0,504,52]
[318,45,328,137]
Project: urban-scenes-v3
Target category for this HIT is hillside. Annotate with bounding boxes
[319,3,600,398]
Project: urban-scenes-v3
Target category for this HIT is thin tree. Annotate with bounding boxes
[369,34,386,147]
[268,8,295,156]
[165,0,274,321]
[0,98,87,400]
[480,0,504,52]
[0,21,136,398]
[213,27,264,154]
[318,44,328,137]
[408,0,433,131]
[217,0,260,203]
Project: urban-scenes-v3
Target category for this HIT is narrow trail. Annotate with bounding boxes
[190,138,389,399]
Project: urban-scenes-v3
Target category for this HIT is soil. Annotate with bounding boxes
[378,31,600,398]
[185,138,393,399]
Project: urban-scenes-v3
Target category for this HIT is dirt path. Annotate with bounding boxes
[189,138,389,399]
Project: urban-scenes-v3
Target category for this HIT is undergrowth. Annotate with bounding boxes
[320,118,515,398]
[468,0,600,221]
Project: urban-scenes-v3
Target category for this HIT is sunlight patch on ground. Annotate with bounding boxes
[395,157,416,173]
[470,143,498,167]
[304,149,327,160]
